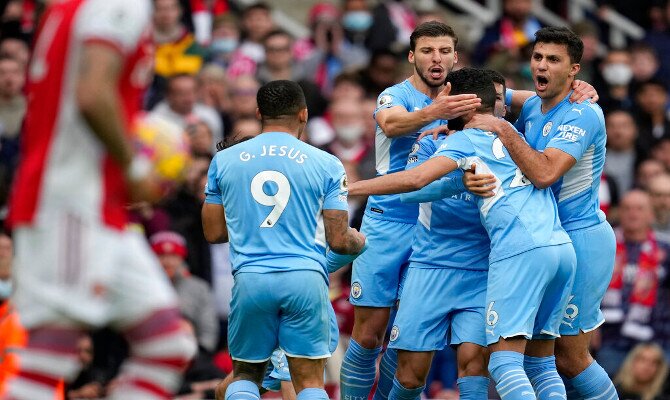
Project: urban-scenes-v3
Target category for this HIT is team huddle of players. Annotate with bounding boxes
[204,21,618,400]
[2,1,616,399]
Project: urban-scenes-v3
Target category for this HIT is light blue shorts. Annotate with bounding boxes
[485,244,576,345]
[389,265,487,351]
[228,270,331,362]
[560,221,616,335]
[350,214,415,307]
[261,303,340,390]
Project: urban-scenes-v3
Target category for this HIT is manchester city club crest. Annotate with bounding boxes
[351,282,362,299]
[542,121,553,136]
[409,143,420,156]
[390,326,399,342]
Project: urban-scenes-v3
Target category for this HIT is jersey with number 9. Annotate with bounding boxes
[205,131,349,280]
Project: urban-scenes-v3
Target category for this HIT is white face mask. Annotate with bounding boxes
[0,279,12,300]
[603,63,633,86]
[335,124,365,142]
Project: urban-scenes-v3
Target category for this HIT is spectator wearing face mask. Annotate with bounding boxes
[598,48,635,111]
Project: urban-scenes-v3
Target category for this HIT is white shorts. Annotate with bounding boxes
[12,211,178,329]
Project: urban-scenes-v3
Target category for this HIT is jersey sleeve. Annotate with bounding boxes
[373,86,407,118]
[546,107,602,161]
[432,131,476,168]
[77,0,151,55]
[204,158,223,205]
[322,157,349,211]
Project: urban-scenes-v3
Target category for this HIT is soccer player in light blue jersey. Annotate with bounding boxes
[349,68,577,400]
[340,21,483,400]
[466,27,617,400]
[202,80,367,400]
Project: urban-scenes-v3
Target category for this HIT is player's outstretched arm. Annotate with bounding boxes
[348,157,457,197]
[202,203,228,243]
[465,114,576,188]
[400,175,465,203]
[377,84,480,138]
[323,209,366,256]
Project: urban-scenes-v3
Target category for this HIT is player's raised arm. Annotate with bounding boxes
[376,83,480,138]
[465,114,575,189]
[349,157,457,197]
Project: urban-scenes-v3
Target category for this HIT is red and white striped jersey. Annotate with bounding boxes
[8,0,153,230]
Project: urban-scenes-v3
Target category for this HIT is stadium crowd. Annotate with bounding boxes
[2,0,670,399]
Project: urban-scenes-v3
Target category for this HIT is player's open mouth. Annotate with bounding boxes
[535,75,549,91]
[429,67,443,79]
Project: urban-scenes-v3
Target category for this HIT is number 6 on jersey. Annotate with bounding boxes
[251,170,292,228]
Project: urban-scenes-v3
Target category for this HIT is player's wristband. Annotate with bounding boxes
[326,239,368,273]
[505,88,514,107]
[127,156,152,182]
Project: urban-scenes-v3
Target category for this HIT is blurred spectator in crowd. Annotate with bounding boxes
[597,0,656,30]
[237,2,274,64]
[0,56,25,140]
[128,201,172,239]
[0,232,26,396]
[634,79,670,159]
[630,43,666,91]
[208,14,249,74]
[153,0,206,81]
[255,29,326,116]
[599,190,670,375]
[614,342,669,400]
[340,0,374,53]
[598,48,634,111]
[151,74,223,145]
[198,63,231,117]
[300,2,369,96]
[649,174,670,236]
[601,173,621,222]
[65,334,106,400]
[0,36,29,67]
[188,121,215,157]
[151,231,219,353]
[645,1,670,81]
[636,158,667,190]
[573,21,601,84]
[226,117,261,146]
[474,0,541,65]
[605,109,640,197]
[361,49,402,98]
[366,0,416,53]
[188,0,229,46]
[164,154,213,283]
[226,74,260,124]
[652,138,670,172]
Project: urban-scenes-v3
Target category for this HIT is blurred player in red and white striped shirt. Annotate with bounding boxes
[5,0,196,399]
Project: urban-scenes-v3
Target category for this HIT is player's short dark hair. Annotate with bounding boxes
[409,21,458,51]
[484,69,506,92]
[446,68,496,131]
[256,80,306,119]
[534,27,583,64]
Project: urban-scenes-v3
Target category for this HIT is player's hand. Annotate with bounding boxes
[427,82,481,121]
[464,113,506,133]
[570,80,599,103]
[417,125,450,141]
[462,164,496,198]
[350,228,367,253]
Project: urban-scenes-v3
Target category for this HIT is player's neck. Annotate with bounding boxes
[261,124,300,138]
[409,75,442,99]
[540,84,572,113]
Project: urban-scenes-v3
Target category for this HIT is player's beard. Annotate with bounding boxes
[415,64,447,88]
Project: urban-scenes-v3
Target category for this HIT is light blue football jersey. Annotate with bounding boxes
[515,93,607,231]
[406,136,490,270]
[367,79,448,223]
[205,132,349,280]
[433,127,571,263]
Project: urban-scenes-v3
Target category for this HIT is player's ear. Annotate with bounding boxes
[454,51,458,65]
[298,108,308,124]
[408,50,414,65]
[569,63,580,78]
[255,108,261,120]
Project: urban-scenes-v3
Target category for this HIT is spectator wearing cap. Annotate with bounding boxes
[151,231,219,353]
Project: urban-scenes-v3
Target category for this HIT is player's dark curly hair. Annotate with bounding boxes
[256,80,306,119]
[446,68,496,130]
[409,21,458,51]
[534,27,584,64]
[484,69,506,93]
